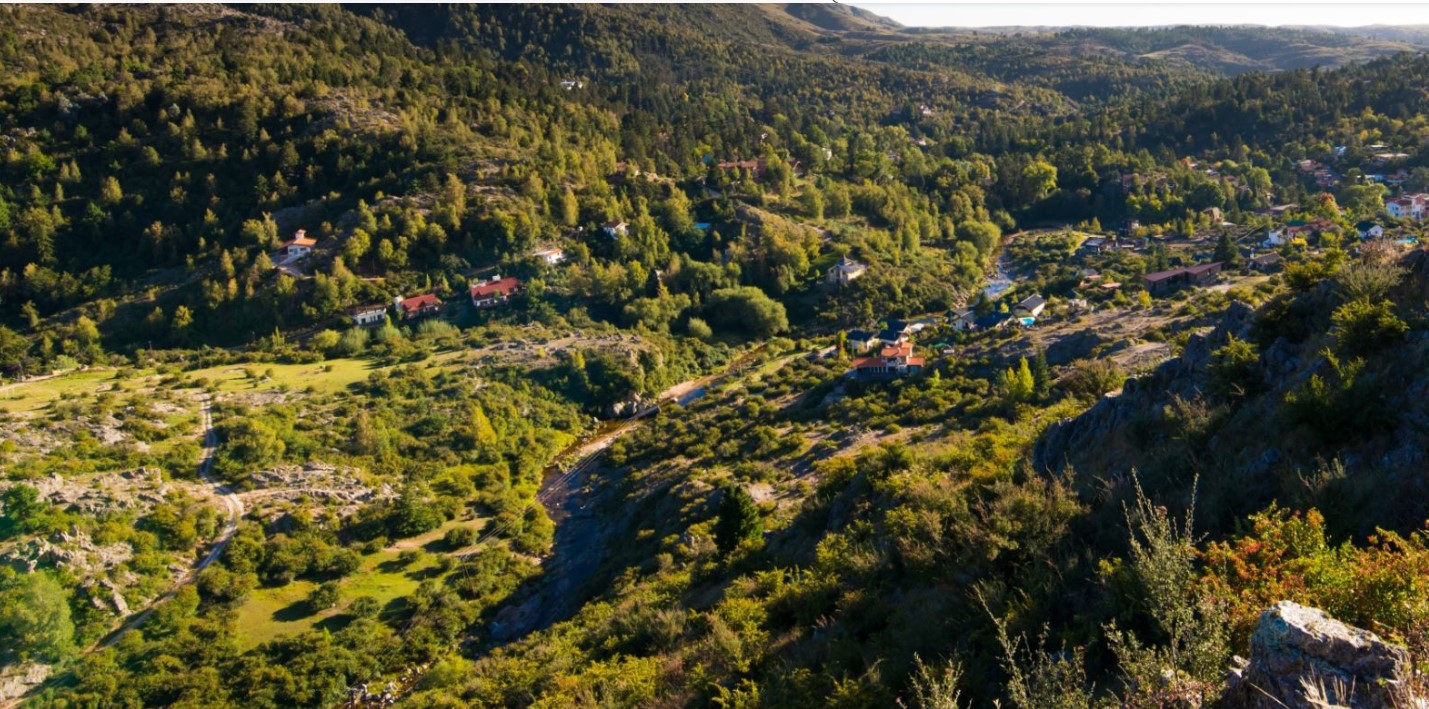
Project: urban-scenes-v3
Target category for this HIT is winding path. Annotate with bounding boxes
[94,396,243,648]
[5,397,245,707]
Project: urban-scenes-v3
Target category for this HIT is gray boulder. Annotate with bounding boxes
[1220,601,1414,708]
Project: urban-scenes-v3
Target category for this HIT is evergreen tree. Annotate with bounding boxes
[1214,231,1241,268]
[1031,347,1050,398]
[714,484,762,556]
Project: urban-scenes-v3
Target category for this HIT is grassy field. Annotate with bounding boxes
[183,349,472,396]
[0,368,163,413]
[232,518,487,648]
[0,350,476,415]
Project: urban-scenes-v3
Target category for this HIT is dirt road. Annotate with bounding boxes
[96,396,243,648]
[5,397,245,707]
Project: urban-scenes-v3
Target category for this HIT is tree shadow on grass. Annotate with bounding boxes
[407,565,444,581]
[314,613,355,634]
[375,559,408,574]
[272,599,316,623]
[377,596,411,626]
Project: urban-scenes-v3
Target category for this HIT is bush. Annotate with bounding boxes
[416,319,456,339]
[443,525,475,550]
[337,327,370,356]
[0,571,75,663]
[309,329,341,354]
[704,287,788,338]
[1208,335,1261,400]
[1330,298,1406,356]
[686,317,713,341]
[1335,260,1404,302]
[1058,359,1125,402]
[349,595,382,618]
[1284,352,1388,446]
[307,581,341,613]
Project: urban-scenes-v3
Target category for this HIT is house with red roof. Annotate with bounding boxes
[848,341,924,378]
[397,293,443,320]
[1388,194,1429,220]
[717,156,767,179]
[470,275,521,308]
[280,229,317,258]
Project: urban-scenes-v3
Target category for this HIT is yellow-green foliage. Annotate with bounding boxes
[1201,506,1429,647]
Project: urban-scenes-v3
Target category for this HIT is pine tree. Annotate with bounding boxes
[714,484,762,556]
[1031,347,1050,398]
[559,187,579,227]
[1214,231,1241,268]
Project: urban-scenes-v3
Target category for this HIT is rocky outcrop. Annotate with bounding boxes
[1219,601,1414,708]
[1032,301,1256,475]
[0,468,170,516]
[246,462,393,517]
[1,528,134,576]
[0,662,51,701]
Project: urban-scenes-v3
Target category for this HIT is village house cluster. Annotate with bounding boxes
[320,243,563,327]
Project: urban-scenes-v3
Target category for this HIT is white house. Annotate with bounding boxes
[950,308,976,332]
[1017,295,1047,318]
[348,303,388,327]
[826,256,868,286]
[1356,221,1384,240]
[1388,194,1429,220]
[845,329,879,353]
[280,229,316,258]
[532,247,565,266]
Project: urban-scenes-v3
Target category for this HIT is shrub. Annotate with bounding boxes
[307,581,341,613]
[1058,359,1126,402]
[1201,506,1429,649]
[1284,352,1388,446]
[349,595,382,618]
[337,327,370,356]
[1208,335,1261,400]
[1330,298,1406,356]
[686,316,713,340]
[309,329,341,354]
[1335,260,1404,303]
[443,525,475,550]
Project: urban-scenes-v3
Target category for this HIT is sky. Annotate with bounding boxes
[847,3,1429,28]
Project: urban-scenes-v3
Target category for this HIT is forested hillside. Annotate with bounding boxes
[4,4,1429,708]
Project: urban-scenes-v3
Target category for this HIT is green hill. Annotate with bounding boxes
[7,5,1429,709]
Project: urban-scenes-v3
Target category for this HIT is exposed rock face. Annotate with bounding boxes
[1032,301,1256,475]
[0,467,170,516]
[0,662,51,701]
[246,462,393,517]
[1220,601,1413,708]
